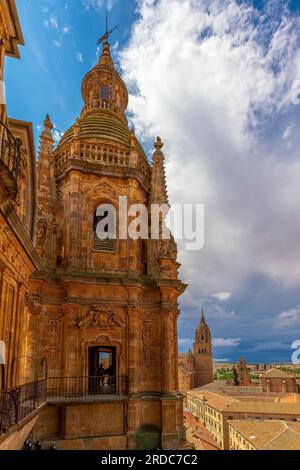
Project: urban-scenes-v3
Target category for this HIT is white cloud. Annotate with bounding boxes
[212,292,232,302]
[44,15,58,30]
[53,40,61,48]
[277,305,300,327]
[178,337,193,350]
[82,0,116,11]
[49,15,58,29]
[120,0,300,313]
[75,52,84,63]
[212,338,241,347]
[62,26,70,34]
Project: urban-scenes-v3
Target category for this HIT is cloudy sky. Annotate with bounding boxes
[7,0,300,363]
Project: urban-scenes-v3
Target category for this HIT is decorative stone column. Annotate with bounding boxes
[127,305,140,394]
[161,306,178,393]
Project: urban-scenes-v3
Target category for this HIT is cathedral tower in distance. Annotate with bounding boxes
[27,40,186,450]
[179,310,213,392]
[193,310,213,387]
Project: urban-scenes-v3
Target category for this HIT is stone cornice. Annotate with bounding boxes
[31,269,157,288]
[2,0,24,59]
[55,158,150,191]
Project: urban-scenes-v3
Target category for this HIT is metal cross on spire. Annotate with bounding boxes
[97,13,119,46]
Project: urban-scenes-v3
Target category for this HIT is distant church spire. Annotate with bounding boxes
[200,308,206,324]
[194,308,212,355]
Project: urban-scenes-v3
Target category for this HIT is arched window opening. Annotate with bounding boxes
[100,84,110,101]
[92,208,115,253]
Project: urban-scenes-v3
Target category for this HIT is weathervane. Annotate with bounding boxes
[97,14,119,46]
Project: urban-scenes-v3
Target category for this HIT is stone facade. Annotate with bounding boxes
[0,1,41,392]
[25,42,186,449]
[178,310,213,392]
[0,3,186,450]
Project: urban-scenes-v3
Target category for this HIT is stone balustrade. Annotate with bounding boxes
[55,142,150,178]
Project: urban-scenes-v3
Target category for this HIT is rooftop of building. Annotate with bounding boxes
[195,381,262,394]
[229,420,300,450]
[260,368,296,379]
[279,394,300,404]
[188,390,239,411]
[188,389,300,415]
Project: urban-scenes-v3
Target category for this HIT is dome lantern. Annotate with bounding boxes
[81,41,128,122]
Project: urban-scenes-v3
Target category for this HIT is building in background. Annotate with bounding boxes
[234,357,253,386]
[260,368,300,394]
[187,388,300,449]
[179,310,213,393]
[229,420,300,450]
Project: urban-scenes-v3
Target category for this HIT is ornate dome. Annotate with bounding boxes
[54,42,149,174]
[57,114,146,162]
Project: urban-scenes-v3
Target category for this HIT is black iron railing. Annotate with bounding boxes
[0,376,128,435]
[0,119,21,198]
[47,375,128,403]
[0,379,46,434]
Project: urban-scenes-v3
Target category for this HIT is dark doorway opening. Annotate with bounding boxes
[88,346,116,394]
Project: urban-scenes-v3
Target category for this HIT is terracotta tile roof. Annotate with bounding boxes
[260,368,295,379]
[229,420,300,450]
[188,390,239,411]
[188,389,300,415]
[197,382,262,394]
[279,394,300,404]
[226,401,300,415]
[184,410,221,450]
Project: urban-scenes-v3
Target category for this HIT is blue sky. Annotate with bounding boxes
[6,0,300,363]
[6,0,138,144]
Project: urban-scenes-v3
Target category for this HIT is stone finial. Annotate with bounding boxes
[41,114,54,141]
[150,136,168,205]
[99,42,114,67]
[73,119,80,138]
[200,308,206,324]
[154,136,164,154]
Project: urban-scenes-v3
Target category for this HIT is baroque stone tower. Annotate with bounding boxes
[27,41,186,450]
[178,310,213,392]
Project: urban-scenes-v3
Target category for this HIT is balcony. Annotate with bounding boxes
[0,375,128,435]
[47,375,128,403]
[0,120,21,199]
[0,379,46,434]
